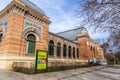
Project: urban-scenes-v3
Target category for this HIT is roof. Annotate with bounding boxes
[57,27,88,41]
[49,32,79,45]
[19,0,46,15]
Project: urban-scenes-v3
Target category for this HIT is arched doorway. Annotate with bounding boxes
[26,34,36,54]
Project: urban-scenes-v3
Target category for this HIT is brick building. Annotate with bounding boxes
[0,0,104,69]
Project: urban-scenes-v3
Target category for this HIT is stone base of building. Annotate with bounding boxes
[0,55,89,71]
[11,59,89,74]
[0,56,35,70]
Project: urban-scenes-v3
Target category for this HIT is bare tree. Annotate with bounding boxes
[77,0,120,32]
[100,42,109,54]
[76,0,120,50]
[108,31,120,49]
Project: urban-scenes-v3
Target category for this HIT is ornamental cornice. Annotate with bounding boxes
[0,1,51,27]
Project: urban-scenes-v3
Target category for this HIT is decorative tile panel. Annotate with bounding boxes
[24,19,41,31]
[0,20,8,27]
[0,20,8,37]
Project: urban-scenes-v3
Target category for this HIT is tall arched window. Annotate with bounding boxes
[93,47,96,57]
[26,34,36,54]
[68,46,71,58]
[63,44,66,57]
[57,43,61,57]
[91,46,92,51]
[77,48,79,58]
[0,34,2,42]
[73,47,75,58]
[0,27,2,42]
[48,40,54,56]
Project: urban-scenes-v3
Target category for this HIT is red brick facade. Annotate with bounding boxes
[0,0,104,69]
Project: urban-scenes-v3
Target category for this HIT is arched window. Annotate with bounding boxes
[77,48,79,58]
[26,34,36,54]
[0,26,2,42]
[48,40,54,56]
[68,46,71,58]
[57,43,61,57]
[63,44,66,57]
[91,46,92,51]
[73,47,75,58]
[93,47,96,57]
[0,34,2,42]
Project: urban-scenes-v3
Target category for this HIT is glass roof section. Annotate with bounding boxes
[57,27,88,41]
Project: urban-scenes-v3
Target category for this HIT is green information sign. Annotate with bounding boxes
[35,50,48,70]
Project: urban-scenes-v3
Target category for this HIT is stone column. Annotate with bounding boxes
[95,47,98,58]
[75,49,77,60]
[54,45,57,58]
[92,47,94,59]
[71,48,73,60]
[94,48,96,58]
[66,47,68,59]
[61,47,63,59]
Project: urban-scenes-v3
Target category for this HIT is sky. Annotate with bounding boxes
[0,0,109,40]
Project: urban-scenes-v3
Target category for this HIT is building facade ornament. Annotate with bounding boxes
[0,20,8,37]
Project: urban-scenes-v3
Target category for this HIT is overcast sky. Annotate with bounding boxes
[0,0,109,40]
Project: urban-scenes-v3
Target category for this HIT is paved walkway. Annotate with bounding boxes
[0,65,120,80]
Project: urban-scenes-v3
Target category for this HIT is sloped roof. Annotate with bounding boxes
[57,27,88,41]
[20,0,46,15]
[49,32,79,45]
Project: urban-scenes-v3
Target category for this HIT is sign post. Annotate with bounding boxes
[35,50,48,73]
